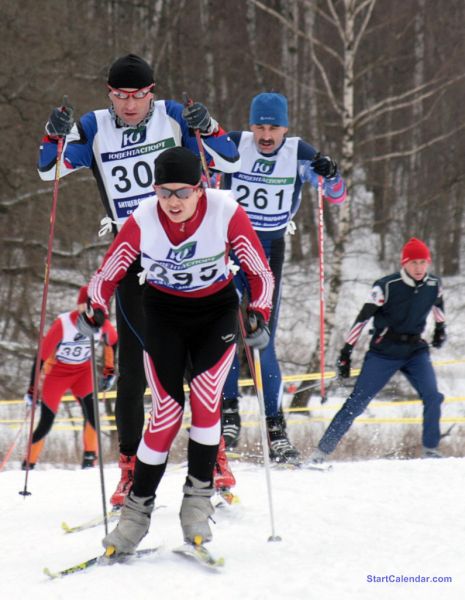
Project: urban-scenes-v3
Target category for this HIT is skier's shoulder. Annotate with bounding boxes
[227,131,244,145]
[160,99,184,122]
[205,188,237,215]
[78,110,100,139]
[372,271,402,295]
[425,273,441,286]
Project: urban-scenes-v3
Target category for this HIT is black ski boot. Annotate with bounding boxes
[266,414,300,465]
[82,451,97,469]
[222,398,241,449]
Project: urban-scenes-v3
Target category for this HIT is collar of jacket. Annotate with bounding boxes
[108,99,155,129]
[400,268,428,288]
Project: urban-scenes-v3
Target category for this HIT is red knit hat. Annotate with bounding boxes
[401,238,431,265]
[77,286,88,305]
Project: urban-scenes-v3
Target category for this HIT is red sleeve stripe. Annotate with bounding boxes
[99,242,139,281]
[346,320,368,345]
[231,234,274,310]
[432,306,445,323]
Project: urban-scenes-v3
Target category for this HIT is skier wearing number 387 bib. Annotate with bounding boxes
[37,55,240,506]
[22,287,117,470]
[85,147,273,552]
[222,92,347,463]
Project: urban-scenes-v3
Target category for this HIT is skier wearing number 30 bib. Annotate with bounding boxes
[37,54,240,506]
[222,92,347,463]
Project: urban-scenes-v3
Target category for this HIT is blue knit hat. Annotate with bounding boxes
[249,93,288,126]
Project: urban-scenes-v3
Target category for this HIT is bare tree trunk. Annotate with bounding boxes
[200,0,215,107]
[245,0,265,89]
[291,0,364,409]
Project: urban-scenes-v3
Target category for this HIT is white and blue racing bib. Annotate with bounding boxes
[93,101,181,229]
[230,133,298,231]
[134,190,237,292]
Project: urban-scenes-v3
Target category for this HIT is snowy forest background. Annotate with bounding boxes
[1,0,464,462]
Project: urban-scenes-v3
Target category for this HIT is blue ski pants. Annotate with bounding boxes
[318,348,444,454]
[222,237,284,417]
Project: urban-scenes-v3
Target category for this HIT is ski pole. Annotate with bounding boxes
[317,176,327,403]
[1,409,31,472]
[182,92,212,188]
[253,347,281,542]
[89,334,109,536]
[238,309,255,381]
[20,125,66,497]
[182,92,258,384]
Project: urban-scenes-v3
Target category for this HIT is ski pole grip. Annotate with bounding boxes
[182,91,192,107]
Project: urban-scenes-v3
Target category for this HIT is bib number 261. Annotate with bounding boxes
[236,185,284,210]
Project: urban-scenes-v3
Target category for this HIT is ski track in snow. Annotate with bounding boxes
[2,459,464,600]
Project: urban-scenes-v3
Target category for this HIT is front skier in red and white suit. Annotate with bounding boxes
[86,147,274,553]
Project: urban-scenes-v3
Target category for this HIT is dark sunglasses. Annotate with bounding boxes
[155,185,200,200]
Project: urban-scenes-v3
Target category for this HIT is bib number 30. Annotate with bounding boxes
[112,161,154,193]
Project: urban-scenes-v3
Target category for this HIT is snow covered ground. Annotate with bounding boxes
[1,457,464,600]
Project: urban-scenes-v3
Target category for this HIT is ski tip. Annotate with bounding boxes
[225,451,242,459]
[61,522,72,533]
[216,556,225,567]
[43,567,58,579]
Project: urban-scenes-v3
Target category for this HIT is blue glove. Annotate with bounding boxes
[244,311,270,350]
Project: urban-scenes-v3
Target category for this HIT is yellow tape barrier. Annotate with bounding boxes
[2,395,465,430]
[1,357,463,406]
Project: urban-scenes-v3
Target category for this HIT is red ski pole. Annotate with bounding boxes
[0,409,30,472]
[182,92,256,382]
[20,132,65,497]
[317,176,327,403]
[182,92,212,188]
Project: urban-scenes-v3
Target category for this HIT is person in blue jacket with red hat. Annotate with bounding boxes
[309,237,447,463]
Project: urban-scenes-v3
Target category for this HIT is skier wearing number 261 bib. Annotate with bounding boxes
[221,92,347,462]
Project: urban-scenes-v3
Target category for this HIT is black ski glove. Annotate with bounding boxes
[337,343,353,378]
[311,153,338,179]
[45,96,74,137]
[182,102,212,133]
[99,373,117,392]
[431,324,447,349]
[77,306,106,338]
[244,311,270,350]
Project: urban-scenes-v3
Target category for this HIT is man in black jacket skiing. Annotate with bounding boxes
[309,238,446,462]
